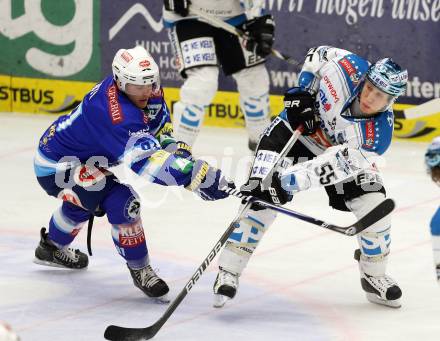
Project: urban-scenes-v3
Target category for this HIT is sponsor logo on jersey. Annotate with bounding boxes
[319,89,332,112]
[40,124,57,147]
[323,76,340,103]
[144,103,162,122]
[363,121,375,148]
[338,57,360,84]
[119,221,145,247]
[107,84,124,124]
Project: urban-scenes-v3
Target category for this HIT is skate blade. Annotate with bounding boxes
[213,294,230,308]
[151,294,170,304]
[366,293,401,308]
[33,258,87,270]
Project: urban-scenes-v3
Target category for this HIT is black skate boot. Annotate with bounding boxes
[128,264,170,303]
[354,249,402,308]
[34,227,88,269]
[213,267,239,308]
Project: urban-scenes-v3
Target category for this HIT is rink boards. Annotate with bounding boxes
[0,74,439,142]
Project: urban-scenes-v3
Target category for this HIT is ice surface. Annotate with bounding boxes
[1,113,439,340]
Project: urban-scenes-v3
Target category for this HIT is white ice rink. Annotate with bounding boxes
[1,112,440,341]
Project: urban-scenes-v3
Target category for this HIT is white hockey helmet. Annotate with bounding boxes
[112,46,160,93]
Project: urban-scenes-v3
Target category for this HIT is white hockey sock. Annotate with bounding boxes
[173,101,205,146]
[233,64,271,144]
[218,207,276,275]
[241,93,271,143]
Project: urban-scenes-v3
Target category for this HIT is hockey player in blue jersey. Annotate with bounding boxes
[33,45,233,301]
[213,46,408,308]
[425,136,440,282]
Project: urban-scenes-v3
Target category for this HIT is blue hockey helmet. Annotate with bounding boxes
[426,137,440,169]
[366,58,408,97]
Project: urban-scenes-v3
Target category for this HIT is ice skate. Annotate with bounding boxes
[128,264,170,303]
[354,249,402,308]
[213,268,239,308]
[34,227,88,269]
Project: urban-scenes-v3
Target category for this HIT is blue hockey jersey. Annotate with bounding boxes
[34,76,193,187]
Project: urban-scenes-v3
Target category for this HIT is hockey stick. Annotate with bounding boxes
[104,129,304,341]
[104,198,255,341]
[189,7,302,68]
[223,187,395,236]
[401,98,440,119]
[103,197,394,341]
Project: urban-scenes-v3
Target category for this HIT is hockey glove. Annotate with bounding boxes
[241,14,275,58]
[186,160,235,201]
[174,141,193,160]
[284,87,320,136]
[161,138,194,161]
[241,171,292,209]
[164,0,189,17]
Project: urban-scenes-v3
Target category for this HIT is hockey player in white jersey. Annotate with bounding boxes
[213,46,408,308]
[163,0,274,150]
[425,136,440,282]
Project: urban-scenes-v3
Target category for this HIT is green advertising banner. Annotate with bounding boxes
[0,0,101,81]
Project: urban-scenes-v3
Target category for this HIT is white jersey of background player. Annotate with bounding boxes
[213,46,408,309]
[163,0,274,150]
[425,136,440,282]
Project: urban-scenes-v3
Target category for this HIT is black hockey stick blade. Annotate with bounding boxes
[336,198,395,235]
[252,198,395,236]
[104,325,154,341]
[224,186,395,236]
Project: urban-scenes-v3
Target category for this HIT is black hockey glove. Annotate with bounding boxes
[241,14,275,58]
[283,87,320,136]
[240,171,292,210]
[164,0,189,17]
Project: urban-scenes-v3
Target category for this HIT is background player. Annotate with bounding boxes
[425,136,440,282]
[33,45,233,302]
[213,46,408,308]
[163,0,275,150]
